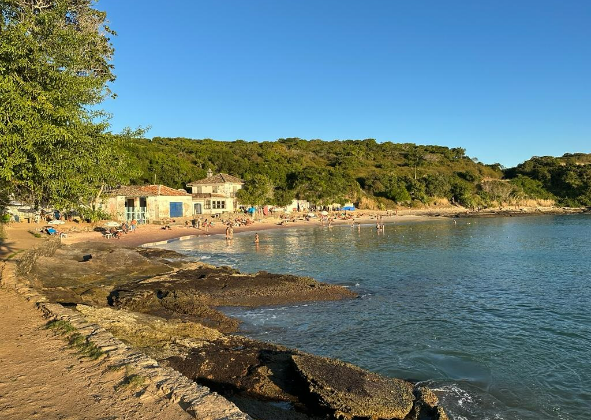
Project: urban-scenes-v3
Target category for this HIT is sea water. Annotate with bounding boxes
[160,215,591,420]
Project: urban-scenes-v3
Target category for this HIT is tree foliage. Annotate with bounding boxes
[0,0,132,209]
[237,174,273,207]
[504,155,591,206]
[120,137,514,208]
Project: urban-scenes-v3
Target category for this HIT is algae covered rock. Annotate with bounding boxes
[292,354,415,419]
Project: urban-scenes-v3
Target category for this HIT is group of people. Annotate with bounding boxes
[187,216,254,232]
[106,219,137,239]
[376,214,385,231]
[188,217,215,231]
[225,224,234,239]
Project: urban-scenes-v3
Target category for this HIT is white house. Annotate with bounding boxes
[186,170,244,215]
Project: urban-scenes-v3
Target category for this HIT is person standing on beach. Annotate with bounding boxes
[130,218,137,232]
[254,233,259,243]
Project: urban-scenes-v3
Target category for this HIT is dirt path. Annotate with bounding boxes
[0,225,192,420]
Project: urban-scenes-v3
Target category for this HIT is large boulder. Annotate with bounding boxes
[292,354,415,419]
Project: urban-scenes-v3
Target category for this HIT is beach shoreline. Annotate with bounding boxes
[49,205,587,249]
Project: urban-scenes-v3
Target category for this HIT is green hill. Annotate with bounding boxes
[504,154,591,207]
[123,137,505,208]
[120,137,590,209]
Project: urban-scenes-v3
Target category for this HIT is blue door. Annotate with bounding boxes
[169,202,183,218]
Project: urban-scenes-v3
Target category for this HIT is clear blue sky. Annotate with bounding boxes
[100,0,590,168]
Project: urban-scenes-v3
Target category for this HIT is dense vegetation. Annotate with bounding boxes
[504,154,591,207]
[120,137,591,209]
[0,0,133,216]
[122,137,498,208]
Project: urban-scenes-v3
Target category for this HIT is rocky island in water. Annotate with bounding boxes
[19,240,448,420]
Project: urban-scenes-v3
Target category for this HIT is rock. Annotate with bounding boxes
[109,266,356,332]
[436,406,449,420]
[292,354,415,419]
[416,386,439,409]
[20,242,447,420]
[76,305,222,359]
[406,385,448,420]
[165,337,431,420]
[27,242,177,306]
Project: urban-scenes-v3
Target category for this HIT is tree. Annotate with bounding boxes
[271,187,294,207]
[405,146,426,180]
[479,179,516,204]
[0,0,126,209]
[450,178,476,208]
[424,173,451,198]
[236,174,273,206]
[509,175,554,200]
[386,178,411,203]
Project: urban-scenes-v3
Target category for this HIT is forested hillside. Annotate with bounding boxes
[122,137,591,208]
[504,154,591,207]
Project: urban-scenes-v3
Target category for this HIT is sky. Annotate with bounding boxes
[99,0,590,168]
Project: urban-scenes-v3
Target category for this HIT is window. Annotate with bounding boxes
[205,200,211,210]
[212,186,219,193]
[212,200,226,209]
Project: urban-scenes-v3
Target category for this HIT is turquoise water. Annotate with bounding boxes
[160,215,591,420]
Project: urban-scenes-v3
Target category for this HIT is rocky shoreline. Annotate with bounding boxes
[16,240,448,420]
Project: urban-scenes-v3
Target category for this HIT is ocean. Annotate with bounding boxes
[159,214,591,420]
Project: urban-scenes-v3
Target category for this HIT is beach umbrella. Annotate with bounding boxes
[320,211,328,216]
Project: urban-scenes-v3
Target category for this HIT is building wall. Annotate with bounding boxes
[152,196,193,221]
[190,182,242,197]
[205,197,235,214]
[103,196,126,220]
[104,195,192,223]
[192,197,236,215]
[190,182,242,215]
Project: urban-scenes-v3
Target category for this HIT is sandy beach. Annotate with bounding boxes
[54,212,433,248]
[2,204,580,252]
[50,205,579,249]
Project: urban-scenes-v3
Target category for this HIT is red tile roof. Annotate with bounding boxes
[109,185,191,197]
[187,173,244,186]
